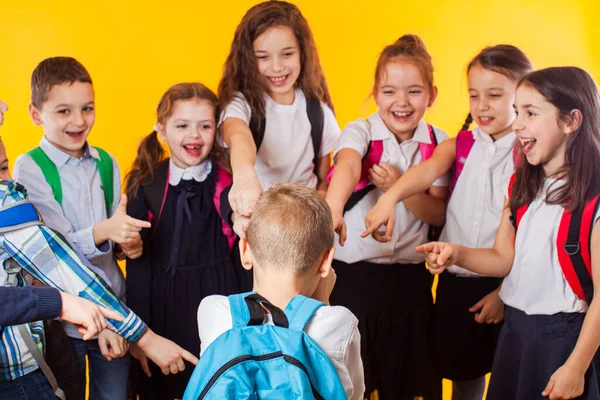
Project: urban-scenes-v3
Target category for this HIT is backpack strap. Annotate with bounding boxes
[284,295,325,332]
[508,173,529,230]
[93,147,114,216]
[556,195,600,304]
[418,124,438,161]
[450,130,475,193]
[142,159,170,232]
[213,165,236,251]
[17,325,66,400]
[27,147,62,205]
[306,96,324,176]
[229,292,289,329]
[0,200,43,233]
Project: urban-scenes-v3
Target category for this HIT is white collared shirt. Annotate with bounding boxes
[219,89,341,190]
[500,179,600,314]
[333,112,449,264]
[168,159,212,186]
[442,128,517,276]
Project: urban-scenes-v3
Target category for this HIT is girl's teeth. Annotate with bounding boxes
[393,112,412,117]
[521,139,537,150]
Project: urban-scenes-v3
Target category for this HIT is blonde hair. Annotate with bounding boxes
[246,183,333,274]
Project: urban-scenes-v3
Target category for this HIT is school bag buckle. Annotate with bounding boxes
[564,241,580,256]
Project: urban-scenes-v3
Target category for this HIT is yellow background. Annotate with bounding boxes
[1,1,599,398]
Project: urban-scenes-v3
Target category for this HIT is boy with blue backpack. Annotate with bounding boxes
[186,183,365,399]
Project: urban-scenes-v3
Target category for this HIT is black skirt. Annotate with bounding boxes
[433,272,502,380]
[330,259,439,400]
[488,305,600,400]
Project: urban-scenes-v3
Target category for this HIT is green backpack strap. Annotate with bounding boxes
[93,147,114,216]
[27,147,62,205]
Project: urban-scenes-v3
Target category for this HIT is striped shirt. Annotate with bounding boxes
[0,180,147,383]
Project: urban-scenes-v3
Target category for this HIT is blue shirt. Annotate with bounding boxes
[0,180,147,383]
[14,137,125,338]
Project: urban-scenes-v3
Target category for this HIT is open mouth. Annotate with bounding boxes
[268,74,290,87]
[391,111,414,122]
[477,116,494,126]
[65,129,86,139]
[183,144,202,157]
[520,138,537,154]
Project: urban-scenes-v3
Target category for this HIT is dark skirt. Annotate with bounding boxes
[330,259,439,400]
[130,258,238,400]
[488,305,600,400]
[433,272,502,381]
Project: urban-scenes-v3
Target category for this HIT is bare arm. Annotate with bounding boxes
[315,155,332,198]
[325,149,362,246]
[403,186,448,227]
[363,138,457,239]
[417,199,516,277]
[221,118,263,216]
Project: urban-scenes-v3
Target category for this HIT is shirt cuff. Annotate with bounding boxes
[34,287,63,321]
[110,310,149,343]
[72,225,111,259]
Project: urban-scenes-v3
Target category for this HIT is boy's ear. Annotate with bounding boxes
[29,104,43,126]
[239,238,254,271]
[317,247,335,278]
[428,85,438,108]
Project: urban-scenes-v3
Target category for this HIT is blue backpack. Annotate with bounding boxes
[183,292,348,400]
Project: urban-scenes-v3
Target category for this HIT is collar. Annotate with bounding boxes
[368,112,432,143]
[472,127,517,148]
[168,159,212,186]
[40,136,97,167]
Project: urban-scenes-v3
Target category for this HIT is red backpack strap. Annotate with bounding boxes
[556,195,600,304]
[507,173,529,230]
[418,124,438,161]
[450,130,475,193]
[213,166,236,251]
[326,139,384,192]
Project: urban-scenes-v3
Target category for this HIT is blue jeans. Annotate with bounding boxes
[0,369,56,400]
[70,337,131,400]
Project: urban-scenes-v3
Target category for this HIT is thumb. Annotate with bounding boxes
[469,298,485,313]
[542,375,555,397]
[118,193,128,213]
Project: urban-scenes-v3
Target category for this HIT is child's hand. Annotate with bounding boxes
[232,212,250,239]
[469,287,504,324]
[369,162,401,192]
[93,194,151,246]
[362,195,396,242]
[542,363,585,399]
[331,209,347,246]
[136,329,198,376]
[122,233,143,259]
[415,242,458,274]
[130,343,152,377]
[59,292,124,340]
[230,168,263,217]
[312,268,337,305]
[0,100,7,127]
[98,328,129,361]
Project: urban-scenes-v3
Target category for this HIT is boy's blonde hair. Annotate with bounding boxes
[246,183,333,274]
[31,57,92,108]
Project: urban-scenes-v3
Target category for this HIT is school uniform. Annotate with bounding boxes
[487,179,600,400]
[433,128,516,381]
[220,89,341,290]
[126,158,238,400]
[330,112,448,399]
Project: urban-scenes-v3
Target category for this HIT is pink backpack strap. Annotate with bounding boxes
[418,124,438,162]
[326,140,384,192]
[213,166,236,251]
[450,130,475,193]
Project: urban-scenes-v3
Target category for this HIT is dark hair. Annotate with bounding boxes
[461,45,533,131]
[125,83,227,199]
[373,34,434,95]
[510,67,600,212]
[31,57,92,108]
[218,0,333,120]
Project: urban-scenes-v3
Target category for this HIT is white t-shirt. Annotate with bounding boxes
[333,113,449,264]
[442,128,517,276]
[219,89,340,190]
[197,295,365,400]
[500,179,600,315]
